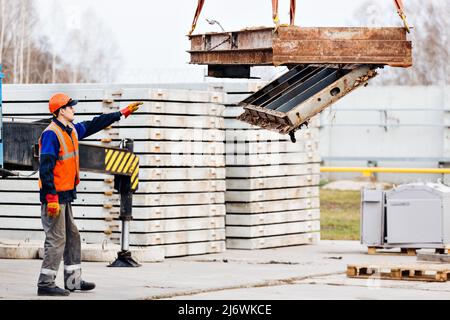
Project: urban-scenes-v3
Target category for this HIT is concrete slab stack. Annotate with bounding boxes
[223,83,321,249]
[0,81,322,257]
[0,84,227,257]
[143,81,323,250]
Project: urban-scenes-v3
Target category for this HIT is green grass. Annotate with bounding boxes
[320,189,361,240]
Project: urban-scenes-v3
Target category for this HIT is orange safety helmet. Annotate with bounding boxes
[49,93,78,114]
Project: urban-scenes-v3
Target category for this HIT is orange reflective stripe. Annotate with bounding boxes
[59,150,78,160]
[68,123,80,187]
[46,123,69,155]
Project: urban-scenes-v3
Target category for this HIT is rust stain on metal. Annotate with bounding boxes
[190,50,273,65]
[189,26,412,68]
[272,40,412,67]
[275,27,408,41]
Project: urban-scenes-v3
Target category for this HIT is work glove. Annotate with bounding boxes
[120,102,143,118]
[46,194,60,218]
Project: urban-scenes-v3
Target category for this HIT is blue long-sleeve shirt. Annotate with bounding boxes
[39,111,122,203]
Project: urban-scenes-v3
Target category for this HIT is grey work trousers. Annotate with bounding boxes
[37,202,82,290]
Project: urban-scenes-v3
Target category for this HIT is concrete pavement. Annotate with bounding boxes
[1,240,449,300]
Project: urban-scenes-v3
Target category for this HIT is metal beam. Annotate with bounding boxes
[207,65,251,78]
[189,26,412,73]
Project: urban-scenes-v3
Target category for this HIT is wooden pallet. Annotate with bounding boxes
[433,248,450,255]
[367,247,418,256]
[368,247,450,256]
[347,263,450,282]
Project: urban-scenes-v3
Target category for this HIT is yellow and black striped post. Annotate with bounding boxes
[78,143,139,192]
[104,148,139,191]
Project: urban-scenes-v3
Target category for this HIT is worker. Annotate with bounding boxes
[37,93,142,296]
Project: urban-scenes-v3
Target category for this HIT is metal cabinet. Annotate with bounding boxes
[361,183,450,249]
[361,189,384,246]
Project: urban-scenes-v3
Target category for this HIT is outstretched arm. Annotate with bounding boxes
[75,111,121,140]
[75,102,142,140]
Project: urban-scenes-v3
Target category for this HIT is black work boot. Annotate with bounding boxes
[65,280,96,292]
[37,286,70,296]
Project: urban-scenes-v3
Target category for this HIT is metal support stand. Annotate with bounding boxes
[108,209,141,267]
[108,139,141,268]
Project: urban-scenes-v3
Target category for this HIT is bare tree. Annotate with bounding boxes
[18,0,26,84]
[0,0,39,83]
[351,0,450,85]
[0,0,5,64]
[0,0,121,84]
[63,8,122,83]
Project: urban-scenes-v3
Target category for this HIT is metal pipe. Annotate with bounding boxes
[319,124,446,128]
[121,220,130,252]
[322,156,450,162]
[326,108,445,112]
[321,167,450,175]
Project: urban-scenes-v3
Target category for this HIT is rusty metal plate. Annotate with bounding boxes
[272,39,411,68]
[189,26,412,69]
[275,27,408,41]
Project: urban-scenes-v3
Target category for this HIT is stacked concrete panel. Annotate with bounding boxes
[223,83,321,249]
[0,84,226,257]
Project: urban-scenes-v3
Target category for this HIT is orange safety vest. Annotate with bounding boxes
[38,121,80,192]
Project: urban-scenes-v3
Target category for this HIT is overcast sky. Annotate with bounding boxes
[34,0,402,83]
